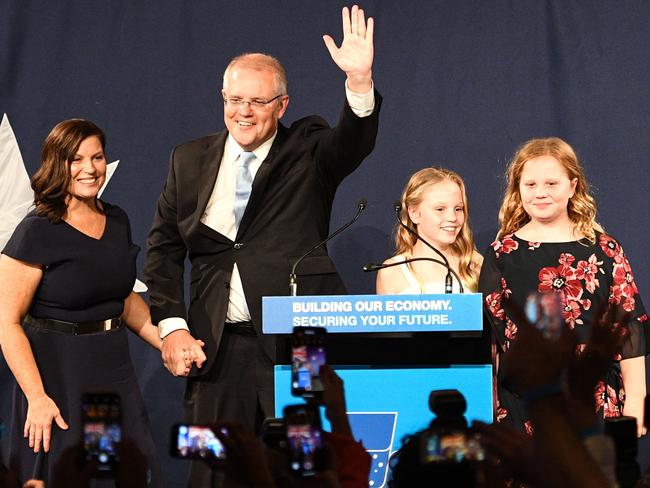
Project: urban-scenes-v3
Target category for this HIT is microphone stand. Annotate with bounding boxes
[393,202,456,293]
[289,199,368,296]
[363,257,464,293]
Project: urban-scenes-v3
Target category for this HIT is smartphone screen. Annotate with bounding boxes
[82,393,121,472]
[420,429,485,464]
[525,291,563,340]
[291,326,326,398]
[283,404,323,477]
[170,424,226,461]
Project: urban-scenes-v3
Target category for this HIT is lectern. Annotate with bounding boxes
[263,293,491,488]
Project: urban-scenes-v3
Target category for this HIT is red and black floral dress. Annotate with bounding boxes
[479,232,648,434]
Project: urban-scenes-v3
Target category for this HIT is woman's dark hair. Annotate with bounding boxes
[32,119,106,222]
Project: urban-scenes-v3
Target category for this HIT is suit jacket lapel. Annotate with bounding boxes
[196,131,228,224]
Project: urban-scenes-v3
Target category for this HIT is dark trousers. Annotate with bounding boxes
[184,326,275,488]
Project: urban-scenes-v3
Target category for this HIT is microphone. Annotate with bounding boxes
[392,201,460,293]
[289,198,368,296]
[363,256,464,293]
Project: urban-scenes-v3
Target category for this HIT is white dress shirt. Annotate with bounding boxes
[158,82,375,338]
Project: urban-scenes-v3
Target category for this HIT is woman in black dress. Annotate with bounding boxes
[0,119,164,484]
[479,137,647,437]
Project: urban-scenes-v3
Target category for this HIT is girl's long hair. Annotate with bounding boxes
[395,167,480,291]
[498,137,602,243]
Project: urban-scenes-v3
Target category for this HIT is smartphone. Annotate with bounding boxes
[82,393,122,473]
[291,326,327,398]
[525,291,563,340]
[261,417,288,451]
[170,424,227,462]
[283,404,323,477]
[420,429,485,464]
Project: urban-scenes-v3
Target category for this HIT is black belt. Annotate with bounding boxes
[224,321,256,336]
[24,314,123,335]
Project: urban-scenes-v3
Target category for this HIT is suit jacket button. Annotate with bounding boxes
[233,242,243,249]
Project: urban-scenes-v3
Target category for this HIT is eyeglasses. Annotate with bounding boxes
[222,94,284,110]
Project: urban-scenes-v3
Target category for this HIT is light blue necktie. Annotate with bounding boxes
[233,151,256,229]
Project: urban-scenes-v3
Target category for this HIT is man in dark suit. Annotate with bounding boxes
[144,5,380,485]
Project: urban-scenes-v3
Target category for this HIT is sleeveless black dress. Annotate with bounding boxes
[2,202,160,485]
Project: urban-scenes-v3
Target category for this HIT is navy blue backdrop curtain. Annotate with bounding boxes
[1,1,649,485]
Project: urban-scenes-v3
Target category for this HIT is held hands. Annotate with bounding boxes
[161,329,206,377]
[24,392,69,453]
[323,5,374,92]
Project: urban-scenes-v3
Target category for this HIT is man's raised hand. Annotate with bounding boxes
[323,5,374,93]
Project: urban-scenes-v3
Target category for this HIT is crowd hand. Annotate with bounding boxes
[473,421,539,487]
[269,439,341,488]
[208,422,275,487]
[116,439,149,488]
[0,457,19,488]
[585,306,647,434]
[0,455,45,488]
[323,5,374,91]
[161,329,206,376]
[319,365,352,438]
[273,472,341,488]
[24,393,68,453]
[584,301,630,362]
[22,481,45,488]
[50,444,96,488]
[566,302,629,417]
[567,302,648,437]
[501,297,576,395]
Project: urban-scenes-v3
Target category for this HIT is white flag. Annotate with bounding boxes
[0,113,33,249]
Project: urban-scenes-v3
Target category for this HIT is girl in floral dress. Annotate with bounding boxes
[479,137,648,437]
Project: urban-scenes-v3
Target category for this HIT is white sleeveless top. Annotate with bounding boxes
[391,254,465,294]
